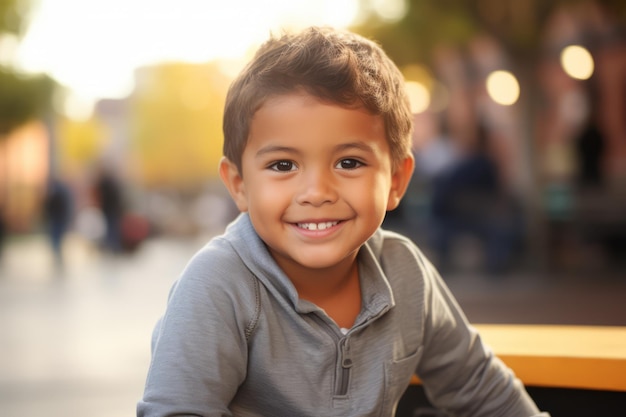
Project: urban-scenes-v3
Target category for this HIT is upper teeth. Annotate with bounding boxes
[298,221,338,231]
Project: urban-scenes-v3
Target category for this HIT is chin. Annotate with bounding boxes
[294,249,357,270]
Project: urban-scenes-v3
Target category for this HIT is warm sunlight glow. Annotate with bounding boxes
[15,0,359,106]
[405,81,431,114]
[486,70,520,106]
[0,33,19,67]
[371,0,408,22]
[560,45,594,80]
[62,92,97,122]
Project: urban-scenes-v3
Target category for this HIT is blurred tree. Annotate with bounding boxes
[354,0,626,66]
[0,0,30,36]
[0,0,55,136]
[0,69,55,135]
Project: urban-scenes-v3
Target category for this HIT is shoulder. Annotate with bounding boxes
[364,227,441,296]
[173,232,257,299]
[165,229,261,337]
[367,228,430,269]
[174,214,259,293]
[184,235,246,280]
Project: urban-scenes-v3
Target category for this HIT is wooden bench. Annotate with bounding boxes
[411,324,626,392]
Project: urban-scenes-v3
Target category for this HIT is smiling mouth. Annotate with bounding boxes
[296,221,339,231]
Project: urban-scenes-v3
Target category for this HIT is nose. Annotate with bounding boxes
[295,167,337,206]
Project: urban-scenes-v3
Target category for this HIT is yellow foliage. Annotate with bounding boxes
[130,62,231,187]
[56,116,107,170]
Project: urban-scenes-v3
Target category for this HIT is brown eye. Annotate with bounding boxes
[336,159,362,170]
[270,160,296,172]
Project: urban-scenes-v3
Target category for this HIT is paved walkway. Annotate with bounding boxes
[0,233,205,417]
[1,233,624,416]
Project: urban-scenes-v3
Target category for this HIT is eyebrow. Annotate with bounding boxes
[254,141,376,159]
[334,141,376,154]
[255,145,300,158]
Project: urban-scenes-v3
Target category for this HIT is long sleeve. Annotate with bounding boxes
[137,242,258,417]
[416,259,544,417]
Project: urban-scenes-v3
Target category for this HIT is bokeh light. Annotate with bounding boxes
[560,44,594,80]
[486,70,520,106]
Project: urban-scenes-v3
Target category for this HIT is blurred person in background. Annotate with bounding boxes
[94,165,125,253]
[413,114,460,182]
[43,177,74,267]
[428,122,524,276]
[573,80,606,188]
[391,111,462,245]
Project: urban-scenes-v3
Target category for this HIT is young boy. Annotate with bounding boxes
[138,27,549,417]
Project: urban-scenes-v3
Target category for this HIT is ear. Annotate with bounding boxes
[386,154,415,211]
[218,157,249,212]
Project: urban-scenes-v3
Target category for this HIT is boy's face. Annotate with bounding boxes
[220,92,413,277]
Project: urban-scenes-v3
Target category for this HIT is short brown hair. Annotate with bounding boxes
[222,26,413,172]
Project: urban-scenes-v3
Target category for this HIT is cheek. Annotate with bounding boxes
[247,181,291,211]
[346,176,390,213]
[375,178,396,215]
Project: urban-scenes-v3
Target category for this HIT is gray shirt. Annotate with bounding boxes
[138,213,548,417]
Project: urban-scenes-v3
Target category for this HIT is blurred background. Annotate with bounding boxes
[0,0,625,416]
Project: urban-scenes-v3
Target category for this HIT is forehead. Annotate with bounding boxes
[246,93,387,150]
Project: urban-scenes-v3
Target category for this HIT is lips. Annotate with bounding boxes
[296,221,339,231]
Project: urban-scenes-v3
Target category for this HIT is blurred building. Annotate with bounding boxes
[0,121,49,232]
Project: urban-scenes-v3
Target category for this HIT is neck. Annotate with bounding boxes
[277,253,357,299]
[275,254,362,329]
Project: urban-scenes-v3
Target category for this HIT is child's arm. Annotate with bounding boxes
[416,260,545,417]
[137,245,256,417]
